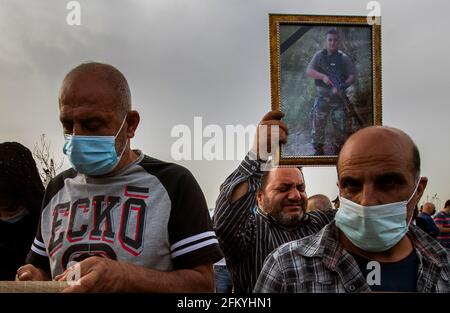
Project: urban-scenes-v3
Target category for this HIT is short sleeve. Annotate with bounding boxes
[166,167,223,269]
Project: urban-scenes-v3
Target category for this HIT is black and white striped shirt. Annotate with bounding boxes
[214,153,335,293]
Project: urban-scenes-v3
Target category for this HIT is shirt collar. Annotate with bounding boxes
[294,221,450,287]
[408,225,449,268]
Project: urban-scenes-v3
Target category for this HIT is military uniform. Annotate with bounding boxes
[308,49,356,155]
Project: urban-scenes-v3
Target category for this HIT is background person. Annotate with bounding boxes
[0,142,44,280]
[434,200,450,249]
[307,194,333,212]
[416,202,440,238]
[213,258,233,293]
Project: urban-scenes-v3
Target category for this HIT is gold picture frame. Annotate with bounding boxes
[269,14,382,166]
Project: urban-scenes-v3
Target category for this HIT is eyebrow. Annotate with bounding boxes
[60,116,105,124]
[374,172,408,184]
[339,175,360,186]
[277,182,305,188]
[339,172,408,185]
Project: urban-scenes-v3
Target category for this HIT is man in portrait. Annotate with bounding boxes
[306,29,358,156]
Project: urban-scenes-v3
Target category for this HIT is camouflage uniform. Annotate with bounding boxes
[308,49,356,155]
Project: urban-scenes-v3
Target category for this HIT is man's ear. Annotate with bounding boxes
[257,191,264,210]
[406,177,427,223]
[415,177,428,204]
[408,177,427,213]
[126,110,140,139]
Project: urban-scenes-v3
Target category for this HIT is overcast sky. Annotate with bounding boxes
[1,0,449,209]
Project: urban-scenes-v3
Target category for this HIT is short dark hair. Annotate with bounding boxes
[308,194,332,211]
[62,62,131,116]
[445,199,450,209]
[258,167,303,193]
[326,29,339,36]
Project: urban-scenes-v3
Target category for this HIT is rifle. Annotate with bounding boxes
[319,58,364,131]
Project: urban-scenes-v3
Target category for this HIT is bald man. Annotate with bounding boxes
[255,126,450,292]
[416,202,440,238]
[307,194,333,213]
[17,62,222,292]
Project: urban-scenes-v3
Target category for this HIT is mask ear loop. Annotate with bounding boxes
[114,114,129,160]
[406,176,421,227]
[114,114,128,139]
[116,139,128,160]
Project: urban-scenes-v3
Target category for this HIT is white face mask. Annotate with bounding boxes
[335,179,420,253]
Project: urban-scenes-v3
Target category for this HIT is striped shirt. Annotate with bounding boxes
[213,152,335,293]
[434,211,450,249]
[254,222,450,293]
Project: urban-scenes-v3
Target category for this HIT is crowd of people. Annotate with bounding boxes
[1,62,448,293]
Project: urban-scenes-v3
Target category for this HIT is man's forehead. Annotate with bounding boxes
[339,148,408,170]
[61,72,109,93]
[338,127,416,176]
[269,168,304,184]
[59,105,114,121]
[60,76,115,106]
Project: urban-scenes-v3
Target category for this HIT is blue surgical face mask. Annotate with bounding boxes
[63,115,128,176]
[335,179,420,253]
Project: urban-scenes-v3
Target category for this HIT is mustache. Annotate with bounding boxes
[282,200,305,207]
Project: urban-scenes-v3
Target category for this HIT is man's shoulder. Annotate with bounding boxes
[311,49,326,60]
[50,167,77,181]
[307,209,336,220]
[46,168,77,192]
[334,50,348,58]
[275,236,313,256]
[41,168,78,208]
[434,211,450,220]
[410,225,449,262]
[279,222,336,259]
[338,50,354,63]
[138,154,203,199]
[270,239,304,262]
[418,212,432,220]
[268,225,335,276]
[138,154,193,179]
[305,209,336,228]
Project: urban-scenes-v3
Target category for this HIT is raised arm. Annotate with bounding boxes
[213,111,288,264]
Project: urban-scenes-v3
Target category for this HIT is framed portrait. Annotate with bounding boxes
[269,14,382,166]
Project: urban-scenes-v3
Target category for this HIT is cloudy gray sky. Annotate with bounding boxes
[1,0,449,209]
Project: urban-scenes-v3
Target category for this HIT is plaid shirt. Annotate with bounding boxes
[254,222,450,293]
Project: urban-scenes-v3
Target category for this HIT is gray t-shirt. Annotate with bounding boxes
[27,151,222,277]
